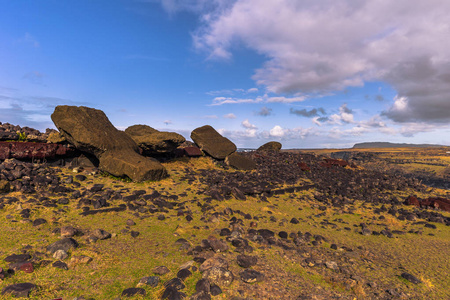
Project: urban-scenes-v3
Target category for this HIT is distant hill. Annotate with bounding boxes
[353,142,446,149]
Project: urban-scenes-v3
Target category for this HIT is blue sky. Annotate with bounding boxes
[1,0,450,148]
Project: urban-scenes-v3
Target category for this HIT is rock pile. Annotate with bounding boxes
[51,106,167,182]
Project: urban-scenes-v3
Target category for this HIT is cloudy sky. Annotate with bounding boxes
[1,0,449,148]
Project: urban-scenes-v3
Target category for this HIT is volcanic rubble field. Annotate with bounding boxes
[0,151,449,300]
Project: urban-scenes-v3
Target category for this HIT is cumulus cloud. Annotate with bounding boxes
[255,106,272,116]
[290,107,326,118]
[327,103,354,125]
[241,119,257,129]
[223,113,236,119]
[269,125,285,137]
[189,0,450,123]
[247,88,258,93]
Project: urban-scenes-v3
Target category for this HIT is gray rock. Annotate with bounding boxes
[199,257,229,272]
[53,249,69,260]
[47,238,79,254]
[202,267,234,287]
[92,229,111,240]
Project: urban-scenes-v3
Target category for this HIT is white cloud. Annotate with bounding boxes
[210,94,306,105]
[223,113,236,119]
[241,119,257,129]
[247,88,258,93]
[211,96,262,105]
[269,125,285,137]
[189,0,450,123]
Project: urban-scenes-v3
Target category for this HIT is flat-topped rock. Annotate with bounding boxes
[125,124,185,155]
[191,125,236,160]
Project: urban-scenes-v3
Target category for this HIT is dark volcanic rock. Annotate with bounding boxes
[225,152,257,170]
[257,141,282,152]
[236,255,258,268]
[51,105,167,182]
[239,269,265,283]
[46,238,79,254]
[122,287,146,297]
[191,125,236,159]
[1,282,36,297]
[125,124,185,155]
[401,272,422,284]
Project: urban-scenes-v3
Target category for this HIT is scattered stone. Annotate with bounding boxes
[4,254,31,263]
[195,278,210,294]
[139,276,160,287]
[236,255,258,268]
[52,260,69,270]
[325,261,339,270]
[177,268,192,281]
[199,257,229,272]
[121,287,146,297]
[46,238,79,254]
[53,249,69,260]
[1,283,36,298]
[70,255,93,265]
[239,269,265,283]
[126,219,136,226]
[92,229,111,240]
[202,267,234,287]
[32,218,47,226]
[401,272,422,284]
[61,226,78,237]
[130,231,140,238]
[210,285,222,296]
[153,265,170,275]
[9,261,34,273]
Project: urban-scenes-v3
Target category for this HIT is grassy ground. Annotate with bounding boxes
[0,154,449,299]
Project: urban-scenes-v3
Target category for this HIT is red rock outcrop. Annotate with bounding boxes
[0,142,72,160]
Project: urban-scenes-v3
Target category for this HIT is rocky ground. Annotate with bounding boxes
[0,149,449,299]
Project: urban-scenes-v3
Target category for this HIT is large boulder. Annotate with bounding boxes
[191,125,236,160]
[125,125,185,155]
[257,141,282,152]
[51,106,167,182]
